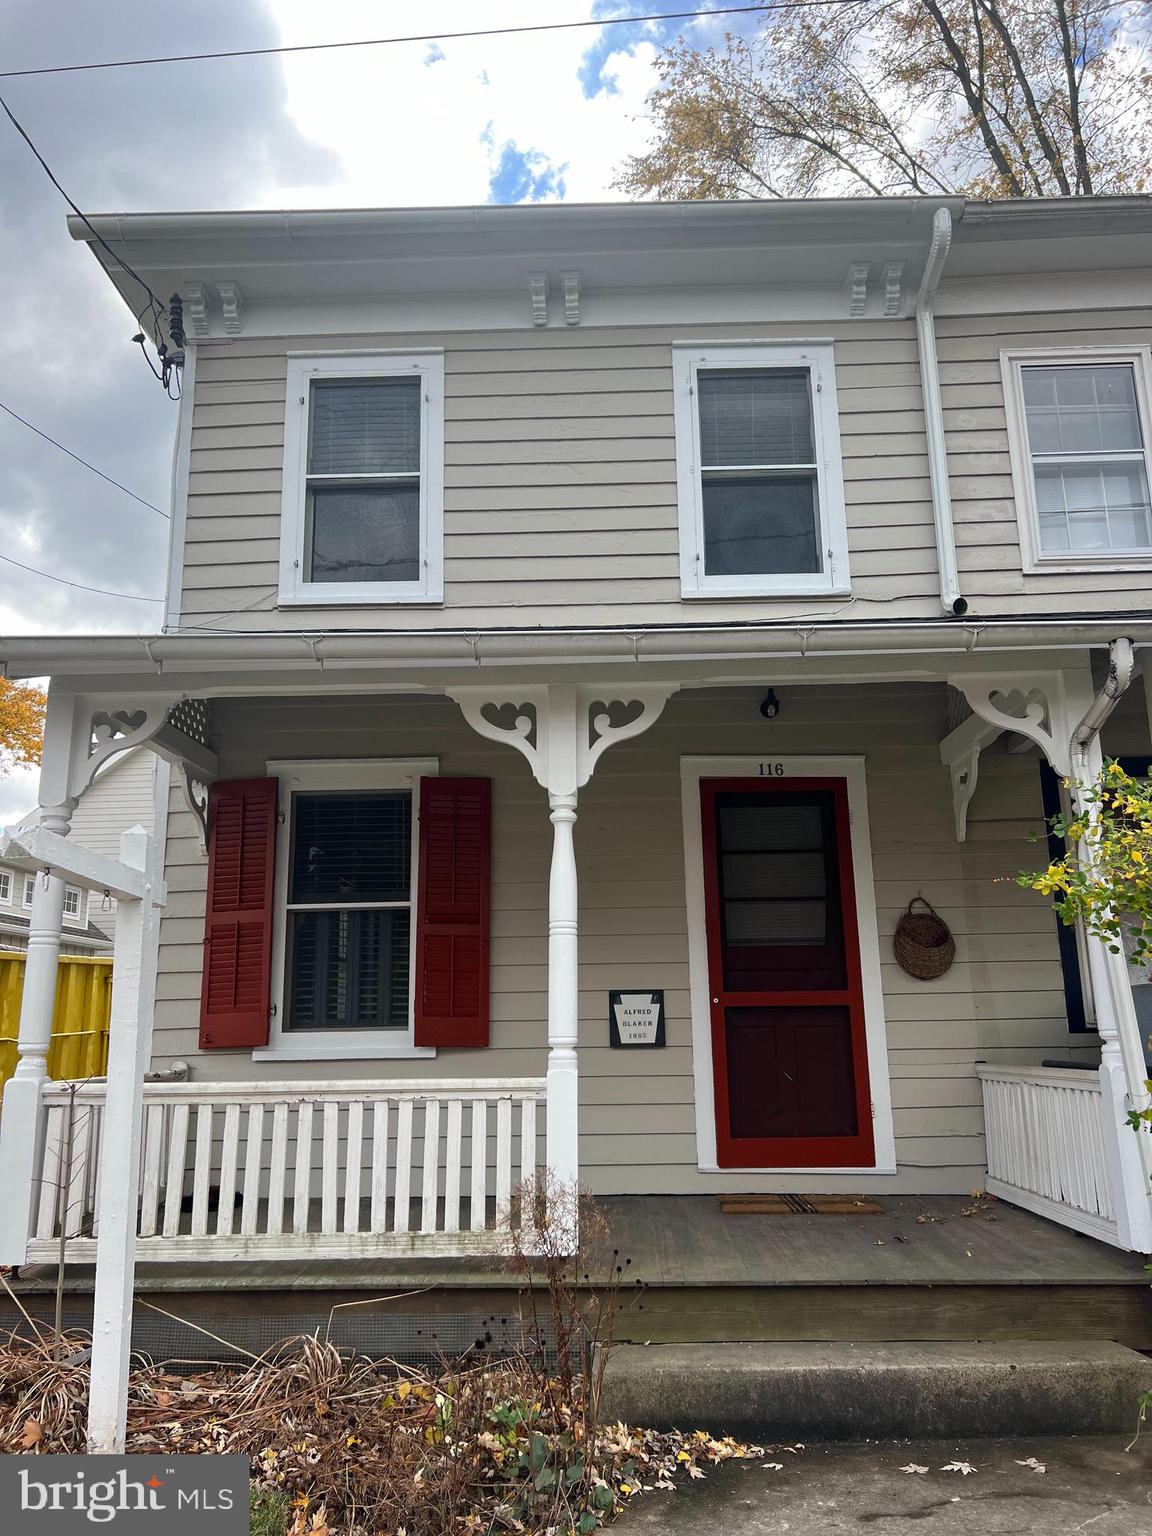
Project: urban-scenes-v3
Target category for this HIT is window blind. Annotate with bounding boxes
[698,369,814,467]
[290,792,411,905]
[308,377,421,476]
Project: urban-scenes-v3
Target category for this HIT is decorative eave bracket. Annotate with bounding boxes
[528,272,549,328]
[448,682,678,798]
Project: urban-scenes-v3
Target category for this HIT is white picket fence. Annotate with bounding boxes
[976,1064,1119,1243]
[28,1078,547,1261]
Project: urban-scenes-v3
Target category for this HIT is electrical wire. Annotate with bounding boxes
[0,5,858,79]
[0,551,162,603]
[0,92,177,391]
[0,400,169,518]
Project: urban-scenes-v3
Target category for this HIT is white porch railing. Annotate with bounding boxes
[28,1078,547,1262]
[976,1065,1120,1245]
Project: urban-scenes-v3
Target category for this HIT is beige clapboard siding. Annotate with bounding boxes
[939,307,1152,611]
[68,748,157,941]
[150,683,1093,1195]
[182,317,951,627]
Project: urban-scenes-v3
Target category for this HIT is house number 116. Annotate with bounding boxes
[758,762,786,776]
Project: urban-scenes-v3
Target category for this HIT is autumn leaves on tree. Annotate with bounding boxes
[617,0,1151,200]
[0,678,45,776]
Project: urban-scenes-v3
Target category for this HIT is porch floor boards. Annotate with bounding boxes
[15,1195,1148,1292]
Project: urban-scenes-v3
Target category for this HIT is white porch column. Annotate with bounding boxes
[950,660,1152,1251]
[449,681,677,1227]
[88,827,159,1454]
[0,694,82,1264]
[545,791,580,1192]
[1075,732,1152,1251]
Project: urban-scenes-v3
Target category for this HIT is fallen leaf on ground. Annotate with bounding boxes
[760,1463,784,1470]
[18,1418,43,1449]
[899,1464,929,1474]
[1015,1457,1046,1473]
[940,1461,977,1475]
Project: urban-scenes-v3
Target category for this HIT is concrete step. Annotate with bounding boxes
[599,1341,1152,1439]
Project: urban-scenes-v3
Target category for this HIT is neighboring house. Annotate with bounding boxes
[2,198,1152,1331]
[0,749,153,954]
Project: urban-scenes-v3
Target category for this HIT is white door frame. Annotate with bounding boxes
[680,754,897,1175]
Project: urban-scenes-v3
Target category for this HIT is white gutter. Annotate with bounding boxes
[7,617,1152,680]
[916,208,965,617]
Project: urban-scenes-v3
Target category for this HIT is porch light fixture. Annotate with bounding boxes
[759,689,781,720]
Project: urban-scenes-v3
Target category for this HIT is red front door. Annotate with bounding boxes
[701,777,874,1168]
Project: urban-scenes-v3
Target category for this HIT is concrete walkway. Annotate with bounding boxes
[618,1437,1152,1534]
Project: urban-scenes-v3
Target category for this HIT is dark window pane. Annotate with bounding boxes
[698,369,814,466]
[703,475,819,576]
[307,484,420,584]
[290,792,411,904]
[309,377,421,475]
[286,908,410,1031]
[714,789,845,990]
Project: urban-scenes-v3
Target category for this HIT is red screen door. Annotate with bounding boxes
[701,777,874,1169]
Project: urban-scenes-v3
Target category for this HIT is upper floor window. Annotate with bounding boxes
[279,352,444,606]
[62,886,83,922]
[0,871,11,903]
[23,876,35,908]
[1004,349,1152,570]
[674,342,849,598]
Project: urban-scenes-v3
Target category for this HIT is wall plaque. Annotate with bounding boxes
[609,990,665,1048]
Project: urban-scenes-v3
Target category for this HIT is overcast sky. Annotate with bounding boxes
[0,0,748,819]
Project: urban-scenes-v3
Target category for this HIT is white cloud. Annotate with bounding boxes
[266,0,664,206]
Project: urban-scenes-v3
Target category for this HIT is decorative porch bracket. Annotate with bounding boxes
[76,694,218,853]
[942,672,1076,842]
[947,665,1152,1252]
[448,682,678,1229]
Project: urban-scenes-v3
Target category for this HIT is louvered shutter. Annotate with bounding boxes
[199,778,278,1049]
[414,777,491,1047]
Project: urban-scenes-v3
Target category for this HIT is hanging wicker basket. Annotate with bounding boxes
[893,896,955,980]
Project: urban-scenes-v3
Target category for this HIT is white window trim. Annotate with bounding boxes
[254,757,438,1062]
[0,871,11,904]
[1002,345,1152,574]
[278,350,445,607]
[62,886,85,924]
[680,755,896,1177]
[673,340,850,599]
[22,875,35,909]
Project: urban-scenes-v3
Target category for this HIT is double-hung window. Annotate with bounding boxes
[22,876,35,909]
[262,760,436,1060]
[674,342,849,598]
[62,886,83,922]
[1004,349,1152,569]
[279,352,444,605]
[0,872,10,904]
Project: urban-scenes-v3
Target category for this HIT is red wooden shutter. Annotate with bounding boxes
[414,777,491,1047]
[198,778,278,1049]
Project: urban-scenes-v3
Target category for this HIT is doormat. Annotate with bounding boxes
[719,1194,883,1215]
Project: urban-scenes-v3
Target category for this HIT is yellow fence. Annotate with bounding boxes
[0,952,112,1090]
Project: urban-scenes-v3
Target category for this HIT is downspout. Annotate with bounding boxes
[916,208,967,617]
[1068,637,1152,1239]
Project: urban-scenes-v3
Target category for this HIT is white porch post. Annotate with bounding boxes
[545,791,580,1192]
[1074,731,1152,1251]
[87,826,160,1454]
[951,658,1152,1251]
[449,681,676,1238]
[0,693,81,1264]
